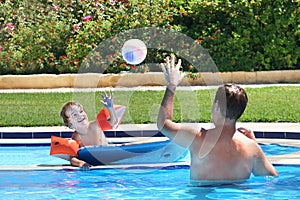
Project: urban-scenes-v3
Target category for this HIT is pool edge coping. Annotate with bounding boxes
[1,123,300,141]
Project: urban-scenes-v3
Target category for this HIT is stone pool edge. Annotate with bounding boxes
[0,123,299,141]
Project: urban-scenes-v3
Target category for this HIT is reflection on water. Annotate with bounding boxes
[0,166,299,199]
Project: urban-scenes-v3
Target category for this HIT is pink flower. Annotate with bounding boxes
[83,15,92,21]
[109,0,116,5]
[6,22,14,29]
[53,5,60,11]
[0,45,2,53]
[73,24,79,31]
[6,22,14,33]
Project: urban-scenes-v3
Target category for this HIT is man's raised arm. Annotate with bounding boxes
[157,55,184,139]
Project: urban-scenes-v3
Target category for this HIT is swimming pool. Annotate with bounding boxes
[0,165,299,199]
[0,144,299,199]
[0,143,299,166]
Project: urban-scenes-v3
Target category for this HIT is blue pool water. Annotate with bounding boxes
[0,166,299,199]
[0,144,299,199]
[0,143,299,166]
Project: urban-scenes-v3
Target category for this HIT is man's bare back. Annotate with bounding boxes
[189,128,263,180]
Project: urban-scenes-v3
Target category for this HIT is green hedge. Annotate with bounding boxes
[0,0,299,75]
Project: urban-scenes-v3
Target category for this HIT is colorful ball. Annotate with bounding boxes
[122,39,147,65]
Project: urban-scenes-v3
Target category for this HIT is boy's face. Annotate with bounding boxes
[66,104,89,129]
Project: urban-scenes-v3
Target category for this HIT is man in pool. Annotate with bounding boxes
[60,91,118,168]
[157,55,278,182]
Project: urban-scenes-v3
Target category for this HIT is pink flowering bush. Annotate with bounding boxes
[0,0,299,75]
[83,15,92,21]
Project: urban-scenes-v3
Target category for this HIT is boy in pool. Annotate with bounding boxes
[60,91,118,168]
[157,55,278,182]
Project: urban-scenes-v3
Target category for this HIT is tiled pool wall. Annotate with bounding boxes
[1,130,300,140]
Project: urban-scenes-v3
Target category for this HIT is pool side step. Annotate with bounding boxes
[268,152,300,166]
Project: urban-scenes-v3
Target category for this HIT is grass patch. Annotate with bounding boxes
[0,86,299,127]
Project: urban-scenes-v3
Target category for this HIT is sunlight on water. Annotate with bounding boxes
[0,166,299,199]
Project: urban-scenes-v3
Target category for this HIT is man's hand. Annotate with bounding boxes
[237,127,256,141]
[160,55,185,88]
[100,91,114,109]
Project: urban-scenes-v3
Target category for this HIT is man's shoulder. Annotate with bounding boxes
[234,132,256,142]
[233,133,260,153]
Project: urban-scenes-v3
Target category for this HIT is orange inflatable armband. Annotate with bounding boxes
[97,105,126,131]
[50,136,80,156]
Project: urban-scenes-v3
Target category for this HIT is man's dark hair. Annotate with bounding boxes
[214,83,248,120]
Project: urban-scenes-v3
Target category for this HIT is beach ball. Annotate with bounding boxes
[122,39,147,65]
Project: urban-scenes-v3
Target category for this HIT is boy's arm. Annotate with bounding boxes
[70,133,91,168]
[107,107,118,129]
[100,91,118,128]
[69,156,91,168]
